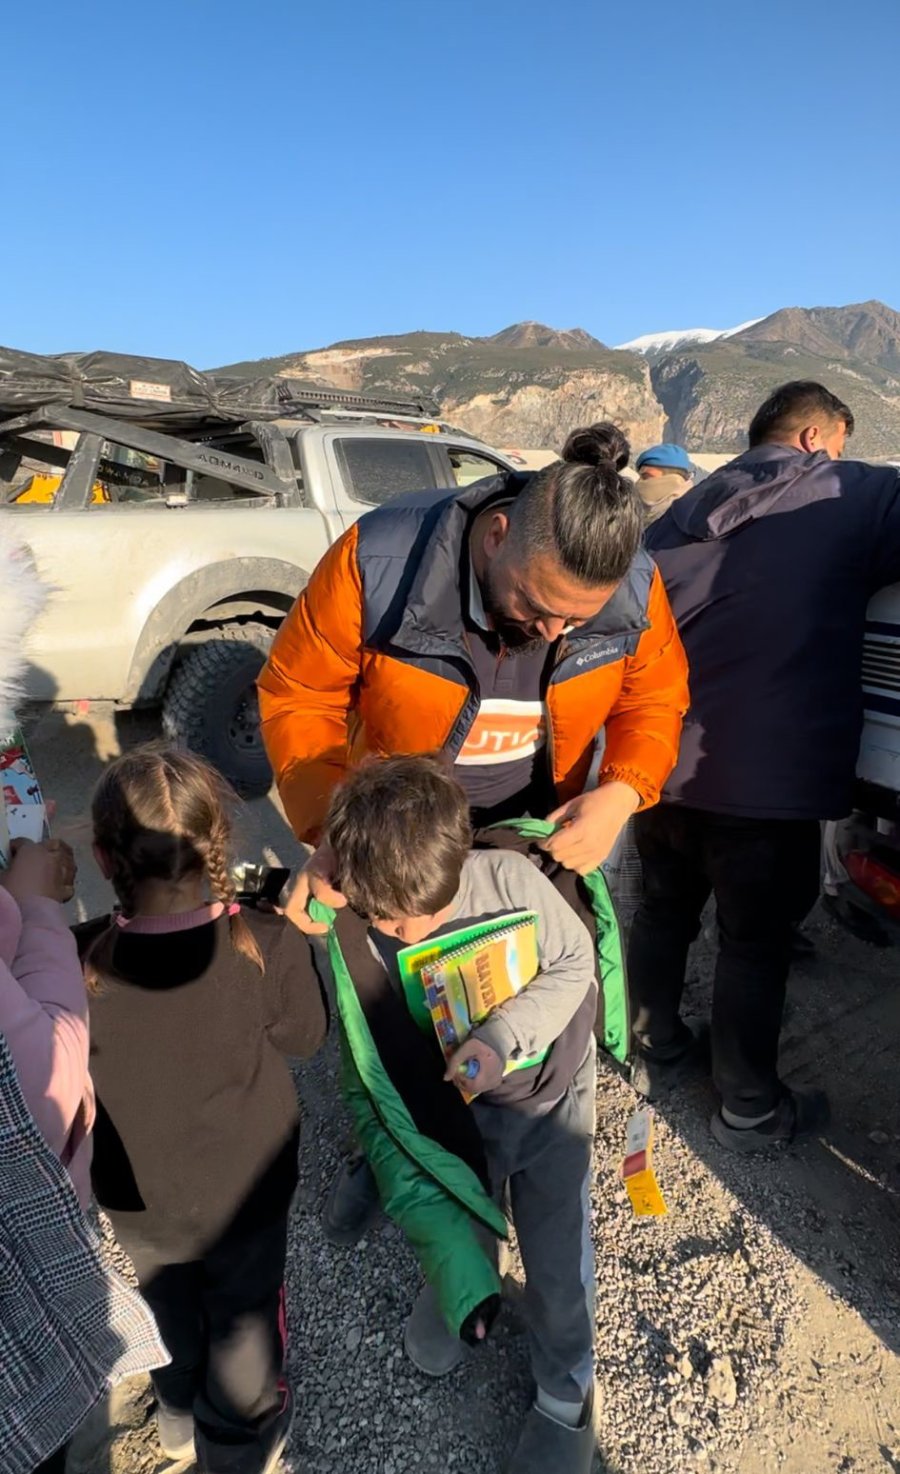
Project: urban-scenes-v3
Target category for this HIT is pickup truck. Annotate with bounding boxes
[2,391,526,793]
[833,586,900,930]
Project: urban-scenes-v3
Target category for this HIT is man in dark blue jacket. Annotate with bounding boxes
[632,381,900,1150]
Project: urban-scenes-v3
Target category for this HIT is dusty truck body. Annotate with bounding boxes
[1,359,525,792]
[837,585,900,923]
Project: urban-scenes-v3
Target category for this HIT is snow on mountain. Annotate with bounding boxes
[616,319,762,357]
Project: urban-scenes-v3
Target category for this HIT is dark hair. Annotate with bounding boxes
[507,422,643,585]
[748,381,854,448]
[87,743,263,990]
[324,754,473,920]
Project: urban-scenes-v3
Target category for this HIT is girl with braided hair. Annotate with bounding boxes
[79,743,328,1474]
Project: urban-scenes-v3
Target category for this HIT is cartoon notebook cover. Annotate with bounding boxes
[420,917,545,1088]
[396,910,534,1035]
[0,728,48,866]
[422,917,540,1049]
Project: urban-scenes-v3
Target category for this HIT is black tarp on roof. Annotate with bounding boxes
[0,347,329,430]
[0,347,440,432]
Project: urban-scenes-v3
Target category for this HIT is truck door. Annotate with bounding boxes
[432,443,513,489]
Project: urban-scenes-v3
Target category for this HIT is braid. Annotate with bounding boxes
[83,921,119,996]
[110,851,139,920]
[206,822,265,976]
[206,821,236,908]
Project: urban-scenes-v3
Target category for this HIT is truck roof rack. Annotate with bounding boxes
[259,383,442,421]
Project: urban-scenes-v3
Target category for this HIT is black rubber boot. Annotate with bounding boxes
[630,1020,711,1102]
[322,1153,381,1247]
[507,1383,599,1474]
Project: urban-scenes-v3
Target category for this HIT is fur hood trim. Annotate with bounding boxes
[0,517,51,736]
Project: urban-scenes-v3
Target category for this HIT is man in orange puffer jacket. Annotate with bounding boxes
[259,422,689,1244]
[260,423,688,872]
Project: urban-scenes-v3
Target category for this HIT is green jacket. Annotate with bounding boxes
[315,818,628,1338]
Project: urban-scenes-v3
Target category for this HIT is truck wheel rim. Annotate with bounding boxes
[227,686,263,756]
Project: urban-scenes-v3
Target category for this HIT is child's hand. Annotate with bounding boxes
[1,838,77,906]
[283,844,345,935]
[444,1038,504,1096]
[459,1293,500,1346]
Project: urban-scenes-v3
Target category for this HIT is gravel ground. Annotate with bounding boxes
[30,708,900,1474]
[267,1049,802,1474]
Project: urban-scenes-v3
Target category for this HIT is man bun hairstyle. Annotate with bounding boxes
[748,381,854,448]
[562,422,630,472]
[508,421,643,586]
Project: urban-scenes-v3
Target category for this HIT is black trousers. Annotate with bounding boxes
[34,1450,68,1474]
[628,804,821,1116]
[120,1213,289,1474]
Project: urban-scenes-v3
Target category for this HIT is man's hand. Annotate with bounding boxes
[283,843,346,935]
[1,838,77,906]
[541,781,641,875]
[444,1037,505,1096]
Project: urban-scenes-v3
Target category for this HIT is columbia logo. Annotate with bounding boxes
[576,643,622,668]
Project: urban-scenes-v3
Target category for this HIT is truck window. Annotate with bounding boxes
[192,433,279,502]
[95,441,170,504]
[448,448,504,488]
[335,437,438,506]
[0,429,105,507]
[93,441,266,505]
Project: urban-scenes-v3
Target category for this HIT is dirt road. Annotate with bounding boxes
[30,706,900,1474]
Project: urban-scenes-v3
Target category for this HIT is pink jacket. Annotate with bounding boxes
[0,885,94,1207]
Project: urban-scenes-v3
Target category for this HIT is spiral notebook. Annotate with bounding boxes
[397,911,546,1096]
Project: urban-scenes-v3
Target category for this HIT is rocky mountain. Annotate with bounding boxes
[215,301,900,459]
[736,301,900,374]
[488,322,606,352]
[654,301,900,457]
[216,325,664,451]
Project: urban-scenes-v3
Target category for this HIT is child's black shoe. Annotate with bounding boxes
[322,1152,381,1247]
[403,1283,468,1377]
[508,1382,599,1474]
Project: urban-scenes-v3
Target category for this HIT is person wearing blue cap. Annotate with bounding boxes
[635,443,694,524]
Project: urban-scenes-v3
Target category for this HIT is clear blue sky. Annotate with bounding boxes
[4,0,898,365]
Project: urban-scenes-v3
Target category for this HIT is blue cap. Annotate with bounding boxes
[635,443,693,474]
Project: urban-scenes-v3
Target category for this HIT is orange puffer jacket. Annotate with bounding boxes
[258,477,690,842]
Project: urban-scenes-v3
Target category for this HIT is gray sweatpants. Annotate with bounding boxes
[472,1041,596,1406]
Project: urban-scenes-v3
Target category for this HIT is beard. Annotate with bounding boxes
[478,567,549,654]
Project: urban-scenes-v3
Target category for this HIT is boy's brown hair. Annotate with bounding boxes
[324,754,473,920]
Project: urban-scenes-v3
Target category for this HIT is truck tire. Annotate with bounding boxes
[162,622,275,796]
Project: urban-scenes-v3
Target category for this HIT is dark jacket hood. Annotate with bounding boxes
[646,444,900,820]
[668,445,833,542]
